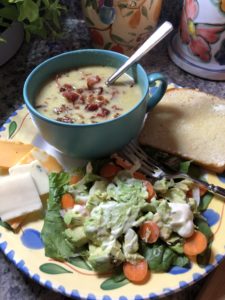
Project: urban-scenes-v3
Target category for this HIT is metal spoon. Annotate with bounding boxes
[105,21,173,86]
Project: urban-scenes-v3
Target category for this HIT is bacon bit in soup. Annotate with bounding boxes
[113,113,121,118]
[59,83,74,93]
[88,94,95,102]
[58,82,81,103]
[111,89,119,99]
[87,75,101,89]
[96,87,103,95]
[62,91,80,103]
[97,95,104,101]
[97,107,110,117]
[78,96,85,104]
[97,95,109,104]
[53,104,70,115]
[76,88,84,94]
[57,116,74,123]
[85,103,99,111]
[112,105,122,111]
[96,95,109,107]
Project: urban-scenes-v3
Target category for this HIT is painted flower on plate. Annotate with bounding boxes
[180,0,225,62]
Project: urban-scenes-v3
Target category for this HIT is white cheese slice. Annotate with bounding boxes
[0,173,42,221]
[9,160,49,195]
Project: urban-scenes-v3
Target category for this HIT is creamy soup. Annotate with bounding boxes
[35,66,142,124]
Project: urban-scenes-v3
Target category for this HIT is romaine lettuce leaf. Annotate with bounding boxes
[41,172,74,260]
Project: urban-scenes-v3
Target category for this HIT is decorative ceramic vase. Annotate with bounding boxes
[82,0,163,56]
[168,0,225,80]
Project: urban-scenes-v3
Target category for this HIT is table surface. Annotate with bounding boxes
[0,1,225,300]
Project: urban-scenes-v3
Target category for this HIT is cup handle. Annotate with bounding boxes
[146,72,168,112]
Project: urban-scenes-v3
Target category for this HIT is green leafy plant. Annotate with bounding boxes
[0,0,65,41]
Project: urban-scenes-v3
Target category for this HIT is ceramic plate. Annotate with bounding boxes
[1,88,225,300]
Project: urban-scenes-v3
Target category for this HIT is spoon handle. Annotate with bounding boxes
[105,21,173,86]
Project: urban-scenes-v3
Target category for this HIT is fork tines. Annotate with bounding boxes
[120,141,165,178]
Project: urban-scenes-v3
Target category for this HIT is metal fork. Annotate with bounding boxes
[120,141,225,198]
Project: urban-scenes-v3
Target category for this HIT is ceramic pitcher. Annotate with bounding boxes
[169,0,225,80]
[82,0,163,56]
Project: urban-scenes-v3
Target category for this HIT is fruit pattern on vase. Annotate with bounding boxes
[83,0,162,54]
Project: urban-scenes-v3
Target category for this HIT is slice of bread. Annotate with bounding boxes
[139,88,225,173]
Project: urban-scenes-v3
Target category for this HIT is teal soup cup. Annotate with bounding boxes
[23,49,167,159]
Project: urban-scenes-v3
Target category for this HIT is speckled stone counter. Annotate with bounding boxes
[0,1,224,300]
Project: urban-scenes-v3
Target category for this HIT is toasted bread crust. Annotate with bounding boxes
[139,88,225,173]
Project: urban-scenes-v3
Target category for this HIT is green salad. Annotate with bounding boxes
[41,159,213,283]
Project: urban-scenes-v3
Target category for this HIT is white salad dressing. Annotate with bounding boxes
[71,204,87,215]
[168,202,194,238]
[191,186,201,206]
[123,228,139,254]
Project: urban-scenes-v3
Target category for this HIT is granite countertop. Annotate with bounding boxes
[0,1,224,299]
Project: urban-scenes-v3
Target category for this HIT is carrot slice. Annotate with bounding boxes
[144,181,156,202]
[112,154,147,180]
[61,193,75,209]
[112,154,132,169]
[199,185,207,196]
[186,189,193,198]
[139,221,160,244]
[133,171,146,180]
[70,174,82,185]
[123,260,149,283]
[183,230,208,256]
[100,163,121,178]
